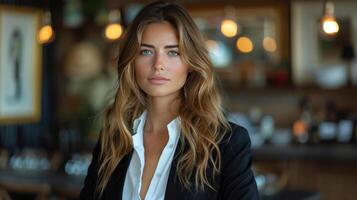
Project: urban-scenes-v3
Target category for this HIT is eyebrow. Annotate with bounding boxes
[141,43,179,49]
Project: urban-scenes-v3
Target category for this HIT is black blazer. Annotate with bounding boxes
[80,122,259,200]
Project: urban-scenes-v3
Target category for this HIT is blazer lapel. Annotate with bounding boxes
[164,140,191,200]
[164,140,218,200]
[103,150,133,200]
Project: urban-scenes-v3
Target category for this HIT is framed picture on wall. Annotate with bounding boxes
[0,6,42,124]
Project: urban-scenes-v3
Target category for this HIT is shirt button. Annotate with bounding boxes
[168,144,174,148]
[156,173,161,178]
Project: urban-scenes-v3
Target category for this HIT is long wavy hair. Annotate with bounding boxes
[97,0,230,196]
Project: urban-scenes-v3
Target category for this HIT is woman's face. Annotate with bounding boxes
[134,22,189,99]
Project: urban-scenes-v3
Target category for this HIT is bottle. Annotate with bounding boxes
[308,118,320,145]
[293,96,311,144]
[319,100,337,144]
[354,119,357,144]
[337,119,353,143]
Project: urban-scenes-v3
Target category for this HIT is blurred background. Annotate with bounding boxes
[0,0,356,199]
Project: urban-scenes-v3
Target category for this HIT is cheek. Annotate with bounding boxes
[167,61,189,81]
[134,59,150,80]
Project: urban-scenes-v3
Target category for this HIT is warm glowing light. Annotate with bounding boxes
[38,25,54,44]
[105,23,123,40]
[293,120,307,137]
[221,19,238,38]
[263,37,277,52]
[322,17,339,35]
[236,37,253,53]
[205,40,219,50]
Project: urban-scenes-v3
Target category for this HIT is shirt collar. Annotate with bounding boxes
[132,110,181,134]
[131,110,181,149]
[132,110,147,135]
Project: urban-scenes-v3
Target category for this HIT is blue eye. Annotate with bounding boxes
[140,49,153,56]
[168,50,180,56]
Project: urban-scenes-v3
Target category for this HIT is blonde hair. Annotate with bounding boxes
[97,1,230,196]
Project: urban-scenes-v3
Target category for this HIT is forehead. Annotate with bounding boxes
[141,22,179,45]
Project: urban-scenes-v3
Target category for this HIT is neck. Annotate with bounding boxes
[145,95,181,134]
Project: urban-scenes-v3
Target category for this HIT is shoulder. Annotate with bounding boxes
[217,122,259,200]
[220,121,251,150]
[219,121,252,168]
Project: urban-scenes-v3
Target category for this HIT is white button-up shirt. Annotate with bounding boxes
[122,110,181,200]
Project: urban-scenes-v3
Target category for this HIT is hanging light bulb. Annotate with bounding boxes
[321,1,339,35]
[322,17,339,34]
[220,6,238,38]
[263,37,277,53]
[105,23,123,40]
[38,11,54,44]
[104,9,123,41]
[221,19,238,38]
[236,36,253,53]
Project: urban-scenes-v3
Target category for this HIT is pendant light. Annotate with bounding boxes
[321,1,339,36]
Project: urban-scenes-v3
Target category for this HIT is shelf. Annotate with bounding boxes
[252,144,357,162]
[221,85,357,96]
[0,169,84,198]
[261,189,322,200]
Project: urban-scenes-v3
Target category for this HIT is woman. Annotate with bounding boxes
[80,1,258,200]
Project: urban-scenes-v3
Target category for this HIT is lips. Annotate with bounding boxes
[148,76,170,84]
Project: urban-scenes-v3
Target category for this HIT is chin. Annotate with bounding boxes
[143,89,180,98]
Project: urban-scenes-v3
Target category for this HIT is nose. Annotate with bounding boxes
[153,52,164,71]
